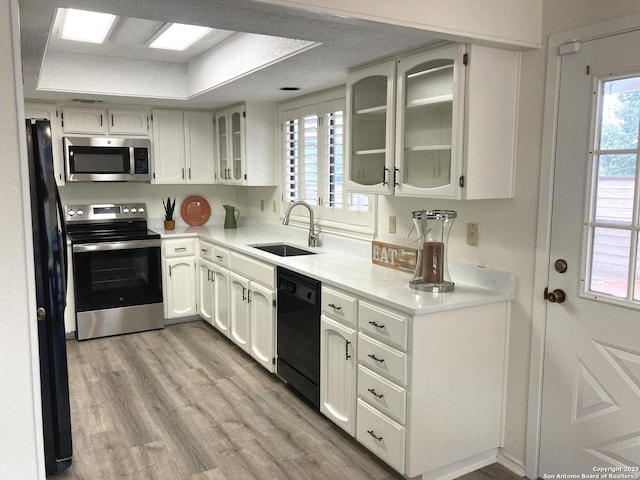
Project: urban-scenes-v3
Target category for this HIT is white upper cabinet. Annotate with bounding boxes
[24,103,65,186]
[215,102,276,186]
[345,61,396,195]
[346,42,519,199]
[184,111,216,184]
[152,109,215,184]
[62,106,149,135]
[152,109,185,184]
[108,109,150,135]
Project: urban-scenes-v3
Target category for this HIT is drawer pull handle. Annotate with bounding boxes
[201,248,208,253]
[368,321,386,329]
[328,303,342,311]
[367,430,383,442]
[175,247,187,252]
[367,354,385,364]
[345,340,351,360]
[367,388,384,399]
[216,255,224,260]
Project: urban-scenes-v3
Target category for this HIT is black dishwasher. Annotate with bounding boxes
[277,267,321,409]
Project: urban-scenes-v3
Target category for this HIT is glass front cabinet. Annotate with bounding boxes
[214,102,277,186]
[345,43,519,199]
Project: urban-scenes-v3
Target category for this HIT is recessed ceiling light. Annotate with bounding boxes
[60,8,116,44]
[149,23,212,51]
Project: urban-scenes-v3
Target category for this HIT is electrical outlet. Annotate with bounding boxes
[389,215,397,234]
[467,223,479,246]
[260,200,264,212]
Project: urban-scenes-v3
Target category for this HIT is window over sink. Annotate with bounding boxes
[279,89,376,238]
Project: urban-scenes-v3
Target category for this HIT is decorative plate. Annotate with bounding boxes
[180,196,211,226]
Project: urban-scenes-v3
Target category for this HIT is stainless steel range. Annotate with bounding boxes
[65,203,163,340]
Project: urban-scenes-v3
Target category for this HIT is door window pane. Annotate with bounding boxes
[599,77,640,150]
[594,154,636,224]
[589,227,630,299]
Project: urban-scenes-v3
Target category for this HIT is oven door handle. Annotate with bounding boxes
[72,239,161,253]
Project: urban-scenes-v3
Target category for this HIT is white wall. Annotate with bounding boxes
[0,0,43,477]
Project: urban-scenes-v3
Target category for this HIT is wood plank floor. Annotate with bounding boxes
[57,321,522,480]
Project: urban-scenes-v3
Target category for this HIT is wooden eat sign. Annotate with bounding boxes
[371,241,417,274]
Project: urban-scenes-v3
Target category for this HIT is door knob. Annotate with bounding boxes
[546,288,566,303]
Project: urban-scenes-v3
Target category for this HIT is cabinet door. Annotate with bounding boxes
[395,44,465,198]
[165,257,196,319]
[109,109,149,135]
[229,272,250,352]
[320,315,357,436]
[215,111,230,183]
[213,265,231,337]
[197,258,215,325]
[184,111,215,184]
[248,282,275,372]
[152,109,185,184]
[345,61,396,195]
[24,103,65,186]
[229,105,245,185]
[62,106,108,134]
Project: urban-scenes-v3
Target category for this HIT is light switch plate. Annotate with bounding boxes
[389,215,396,234]
[467,223,479,246]
[260,200,264,212]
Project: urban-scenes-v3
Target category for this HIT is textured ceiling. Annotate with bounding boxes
[19,0,440,109]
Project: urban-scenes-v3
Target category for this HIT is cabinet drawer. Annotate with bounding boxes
[358,365,406,424]
[356,399,405,474]
[163,238,196,257]
[213,246,230,268]
[322,286,357,327]
[198,240,215,262]
[230,251,275,288]
[358,333,407,386]
[359,301,408,350]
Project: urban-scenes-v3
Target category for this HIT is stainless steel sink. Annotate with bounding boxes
[251,243,317,257]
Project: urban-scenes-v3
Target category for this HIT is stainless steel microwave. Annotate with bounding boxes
[63,136,151,182]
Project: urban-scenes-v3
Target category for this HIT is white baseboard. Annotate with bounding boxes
[498,449,526,477]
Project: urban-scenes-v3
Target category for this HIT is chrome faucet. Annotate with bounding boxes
[283,200,318,247]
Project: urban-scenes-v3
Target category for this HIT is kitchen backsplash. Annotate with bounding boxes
[59,183,237,226]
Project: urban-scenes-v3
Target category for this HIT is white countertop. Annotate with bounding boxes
[152,220,515,316]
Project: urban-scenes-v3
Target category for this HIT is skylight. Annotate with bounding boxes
[60,9,116,44]
[149,23,213,51]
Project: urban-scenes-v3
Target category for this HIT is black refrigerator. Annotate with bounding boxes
[25,119,73,476]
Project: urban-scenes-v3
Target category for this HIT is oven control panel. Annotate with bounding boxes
[65,203,147,223]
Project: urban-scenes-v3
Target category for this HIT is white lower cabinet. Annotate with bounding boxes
[248,282,275,372]
[230,272,250,352]
[228,251,276,372]
[320,315,357,436]
[357,399,406,472]
[197,257,215,325]
[164,256,196,319]
[213,265,231,337]
[162,238,197,320]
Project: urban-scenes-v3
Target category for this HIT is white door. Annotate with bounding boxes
[213,265,230,337]
[109,108,149,135]
[540,29,640,474]
[248,282,275,372]
[229,272,250,352]
[320,315,357,436]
